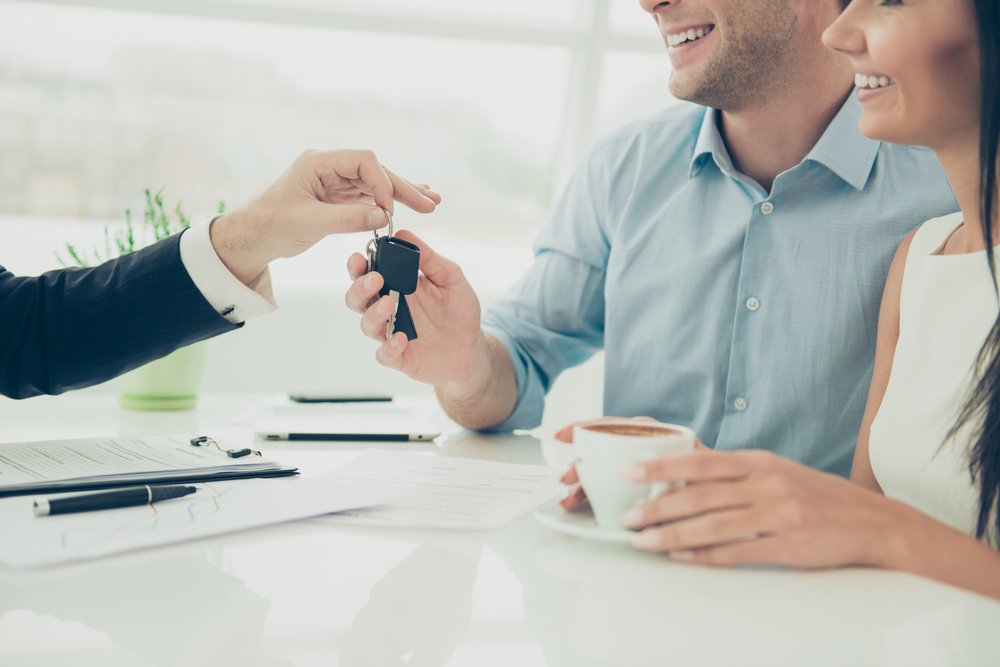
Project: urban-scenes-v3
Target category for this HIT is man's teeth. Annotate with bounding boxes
[667,26,714,47]
[855,73,894,90]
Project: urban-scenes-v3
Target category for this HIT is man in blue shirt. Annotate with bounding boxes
[345,0,956,475]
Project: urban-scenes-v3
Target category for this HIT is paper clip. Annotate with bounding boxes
[189,436,261,459]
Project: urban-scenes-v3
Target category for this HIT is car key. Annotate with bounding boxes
[370,235,420,341]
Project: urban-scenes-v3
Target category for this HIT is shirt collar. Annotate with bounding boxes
[803,93,880,191]
[689,107,729,179]
[688,94,881,191]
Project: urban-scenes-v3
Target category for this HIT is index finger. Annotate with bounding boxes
[384,167,440,214]
[347,252,369,281]
[309,149,395,210]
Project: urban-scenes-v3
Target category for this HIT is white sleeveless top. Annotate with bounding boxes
[869,212,997,539]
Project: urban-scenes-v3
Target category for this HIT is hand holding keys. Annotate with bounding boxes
[346,223,491,390]
[366,210,420,340]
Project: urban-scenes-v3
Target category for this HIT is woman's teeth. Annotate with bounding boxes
[855,73,894,90]
[667,26,714,48]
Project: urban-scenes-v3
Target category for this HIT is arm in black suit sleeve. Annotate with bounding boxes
[0,233,240,399]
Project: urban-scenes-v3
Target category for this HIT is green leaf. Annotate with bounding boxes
[59,187,199,264]
[65,244,88,268]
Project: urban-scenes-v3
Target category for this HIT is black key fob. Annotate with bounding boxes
[372,235,420,340]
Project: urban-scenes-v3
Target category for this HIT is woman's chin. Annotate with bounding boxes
[858,115,917,147]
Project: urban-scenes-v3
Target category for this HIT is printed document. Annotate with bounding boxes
[322,450,562,530]
[0,473,400,568]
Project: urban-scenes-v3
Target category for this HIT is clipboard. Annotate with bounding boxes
[0,435,298,498]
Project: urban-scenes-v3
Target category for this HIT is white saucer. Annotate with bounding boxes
[533,499,636,544]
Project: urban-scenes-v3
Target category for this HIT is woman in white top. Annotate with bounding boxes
[613,0,1000,599]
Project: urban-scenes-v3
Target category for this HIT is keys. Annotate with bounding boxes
[365,212,420,341]
[373,235,420,340]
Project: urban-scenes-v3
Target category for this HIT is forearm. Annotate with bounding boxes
[879,500,1000,600]
[435,333,518,430]
[0,237,236,398]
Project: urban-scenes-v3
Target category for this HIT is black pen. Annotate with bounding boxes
[32,484,198,517]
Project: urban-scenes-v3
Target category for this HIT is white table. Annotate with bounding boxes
[1,394,997,667]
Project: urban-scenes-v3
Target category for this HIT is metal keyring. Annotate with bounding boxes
[371,206,393,244]
[367,207,393,270]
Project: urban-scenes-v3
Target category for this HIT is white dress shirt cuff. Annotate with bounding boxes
[178,216,277,324]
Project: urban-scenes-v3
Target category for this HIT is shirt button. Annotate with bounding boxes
[734,397,749,412]
[760,201,774,215]
[746,297,760,311]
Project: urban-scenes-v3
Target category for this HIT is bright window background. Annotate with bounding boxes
[0,0,676,290]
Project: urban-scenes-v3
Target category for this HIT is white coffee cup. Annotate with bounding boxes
[572,420,696,530]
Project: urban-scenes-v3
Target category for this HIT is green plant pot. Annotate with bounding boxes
[118,343,207,411]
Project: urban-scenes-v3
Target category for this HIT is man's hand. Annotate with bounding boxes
[344,232,517,429]
[211,149,440,286]
[345,231,486,385]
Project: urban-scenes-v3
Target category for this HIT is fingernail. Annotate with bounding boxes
[365,274,377,290]
[631,531,662,550]
[390,335,402,349]
[367,208,387,228]
[669,550,696,562]
[620,507,644,528]
[620,464,646,482]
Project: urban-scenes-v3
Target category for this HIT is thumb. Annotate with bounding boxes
[307,201,388,235]
[394,229,466,287]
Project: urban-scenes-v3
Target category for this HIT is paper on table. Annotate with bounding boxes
[0,473,400,568]
[321,450,563,530]
[0,435,293,496]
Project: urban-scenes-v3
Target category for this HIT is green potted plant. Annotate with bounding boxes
[58,190,224,411]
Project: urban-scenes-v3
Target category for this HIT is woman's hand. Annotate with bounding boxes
[553,417,706,512]
[620,448,907,569]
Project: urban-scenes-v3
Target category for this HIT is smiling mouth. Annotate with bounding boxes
[666,25,715,48]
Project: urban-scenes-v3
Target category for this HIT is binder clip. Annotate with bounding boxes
[190,436,261,459]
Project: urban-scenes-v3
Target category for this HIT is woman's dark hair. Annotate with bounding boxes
[949,0,1000,544]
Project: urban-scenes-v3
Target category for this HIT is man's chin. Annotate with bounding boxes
[666,74,703,105]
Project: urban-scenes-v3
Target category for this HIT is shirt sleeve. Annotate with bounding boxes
[178,216,277,323]
[481,145,612,431]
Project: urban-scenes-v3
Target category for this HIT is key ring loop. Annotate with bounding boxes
[371,206,394,244]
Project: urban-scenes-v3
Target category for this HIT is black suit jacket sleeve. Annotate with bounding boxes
[0,233,240,399]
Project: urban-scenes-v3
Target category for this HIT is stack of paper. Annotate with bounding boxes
[0,436,296,497]
[0,473,400,568]
[322,450,563,530]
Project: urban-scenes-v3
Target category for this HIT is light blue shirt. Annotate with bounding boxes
[482,95,957,475]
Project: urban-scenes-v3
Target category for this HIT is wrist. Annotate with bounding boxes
[210,208,270,287]
[437,332,495,403]
[865,496,921,571]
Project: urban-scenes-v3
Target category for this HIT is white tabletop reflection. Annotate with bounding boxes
[1,394,997,667]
